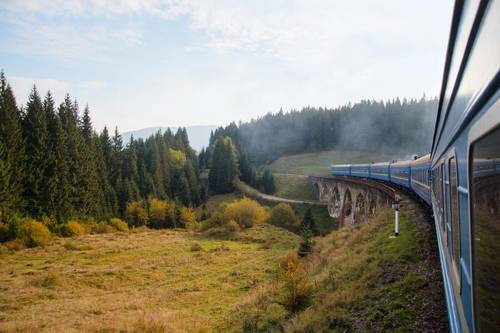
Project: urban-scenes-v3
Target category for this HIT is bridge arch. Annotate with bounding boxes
[342,189,352,219]
[354,193,366,223]
[369,199,376,216]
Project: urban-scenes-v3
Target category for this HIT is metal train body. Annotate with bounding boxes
[331,1,499,331]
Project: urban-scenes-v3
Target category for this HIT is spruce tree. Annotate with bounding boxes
[22,86,49,217]
[0,72,24,214]
[301,207,318,236]
[208,137,239,194]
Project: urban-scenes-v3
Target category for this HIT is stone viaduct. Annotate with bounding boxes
[309,175,399,227]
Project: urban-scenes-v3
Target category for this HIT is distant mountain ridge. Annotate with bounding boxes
[122,125,217,152]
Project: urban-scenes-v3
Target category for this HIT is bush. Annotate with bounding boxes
[225,219,241,233]
[268,203,300,230]
[224,198,268,229]
[277,252,314,312]
[179,206,198,230]
[110,218,129,232]
[148,197,167,228]
[126,201,149,227]
[63,220,86,237]
[20,219,51,247]
[93,221,116,234]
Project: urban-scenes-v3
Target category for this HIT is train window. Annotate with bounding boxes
[440,163,446,231]
[470,126,500,332]
[449,156,460,274]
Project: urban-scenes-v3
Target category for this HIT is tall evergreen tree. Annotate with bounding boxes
[208,136,239,194]
[0,72,24,215]
[22,86,49,217]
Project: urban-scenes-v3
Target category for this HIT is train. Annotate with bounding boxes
[331,1,499,332]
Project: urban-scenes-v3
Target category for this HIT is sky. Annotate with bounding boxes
[0,0,453,132]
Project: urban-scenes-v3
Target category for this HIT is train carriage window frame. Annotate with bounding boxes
[448,153,461,289]
[467,98,500,332]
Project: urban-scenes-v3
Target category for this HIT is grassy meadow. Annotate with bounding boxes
[0,225,299,332]
[269,149,396,175]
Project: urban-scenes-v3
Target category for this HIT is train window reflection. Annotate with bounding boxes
[471,125,500,332]
[449,157,460,275]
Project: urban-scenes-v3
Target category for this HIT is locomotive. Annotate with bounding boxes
[331,1,499,332]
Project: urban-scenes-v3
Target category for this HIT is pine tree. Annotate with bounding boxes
[22,86,49,217]
[261,168,276,194]
[0,72,25,214]
[44,92,71,221]
[301,207,318,236]
[208,137,239,194]
[0,141,12,222]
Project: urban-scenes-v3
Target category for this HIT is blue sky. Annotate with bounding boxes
[0,0,453,132]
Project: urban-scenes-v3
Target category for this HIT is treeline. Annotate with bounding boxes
[0,72,202,226]
[200,135,276,195]
[205,97,437,165]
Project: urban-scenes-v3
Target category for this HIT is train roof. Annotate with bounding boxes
[390,160,412,167]
[411,153,431,166]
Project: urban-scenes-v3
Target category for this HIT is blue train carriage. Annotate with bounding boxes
[388,160,411,188]
[410,154,431,205]
[430,0,500,331]
[331,164,351,176]
[350,163,371,178]
[369,162,390,181]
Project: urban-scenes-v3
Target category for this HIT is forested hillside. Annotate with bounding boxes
[0,72,201,225]
[206,97,437,165]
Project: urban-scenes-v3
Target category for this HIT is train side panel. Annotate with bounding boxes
[389,160,411,188]
[410,154,431,205]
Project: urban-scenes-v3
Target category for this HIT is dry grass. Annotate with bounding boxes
[0,225,299,332]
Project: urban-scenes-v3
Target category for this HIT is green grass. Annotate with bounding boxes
[0,225,299,332]
[269,149,396,175]
[225,204,447,332]
[273,173,315,201]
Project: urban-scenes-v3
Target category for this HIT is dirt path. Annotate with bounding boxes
[235,180,327,206]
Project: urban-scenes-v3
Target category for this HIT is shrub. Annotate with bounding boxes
[93,221,116,234]
[110,218,129,232]
[268,203,299,230]
[225,219,241,233]
[277,252,314,312]
[224,198,268,229]
[126,201,149,227]
[41,216,57,233]
[148,197,167,228]
[179,206,198,230]
[20,219,51,247]
[63,220,86,237]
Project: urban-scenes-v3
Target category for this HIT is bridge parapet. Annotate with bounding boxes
[309,175,399,227]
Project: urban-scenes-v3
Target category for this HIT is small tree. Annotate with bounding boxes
[148,197,167,228]
[298,226,314,257]
[125,201,149,227]
[268,203,299,230]
[277,252,313,312]
[179,206,197,230]
[224,198,268,229]
[301,207,318,235]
